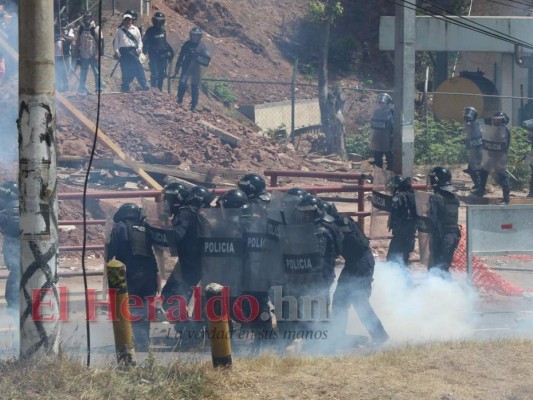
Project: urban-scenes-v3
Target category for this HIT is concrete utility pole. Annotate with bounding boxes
[18,0,60,358]
[393,2,416,176]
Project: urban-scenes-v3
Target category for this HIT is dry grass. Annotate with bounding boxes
[1,340,533,399]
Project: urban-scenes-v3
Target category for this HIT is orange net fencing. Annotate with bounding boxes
[451,225,530,296]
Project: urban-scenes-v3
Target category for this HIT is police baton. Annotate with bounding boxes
[506,169,519,182]
[109,59,120,78]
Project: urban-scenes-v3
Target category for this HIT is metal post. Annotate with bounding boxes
[393,3,415,177]
[18,0,60,358]
[290,58,298,144]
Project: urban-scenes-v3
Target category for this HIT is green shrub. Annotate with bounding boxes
[201,78,236,107]
[507,127,531,190]
[345,124,372,159]
[414,118,466,165]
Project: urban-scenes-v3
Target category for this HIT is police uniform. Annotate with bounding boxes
[386,189,417,265]
[176,40,203,111]
[463,119,484,189]
[332,216,389,344]
[106,219,158,348]
[161,205,202,306]
[142,26,174,90]
[428,190,460,273]
[371,106,394,169]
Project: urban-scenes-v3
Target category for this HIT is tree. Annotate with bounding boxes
[308,0,345,157]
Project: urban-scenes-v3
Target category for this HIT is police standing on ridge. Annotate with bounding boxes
[428,167,460,274]
[106,203,159,350]
[327,201,389,346]
[238,173,271,206]
[370,93,394,170]
[113,12,149,92]
[386,175,417,266]
[462,107,484,190]
[0,181,20,313]
[472,112,512,204]
[143,12,174,91]
[175,27,208,112]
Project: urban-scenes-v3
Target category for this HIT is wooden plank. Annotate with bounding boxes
[56,93,163,190]
[199,119,240,147]
[189,165,248,180]
[510,198,533,204]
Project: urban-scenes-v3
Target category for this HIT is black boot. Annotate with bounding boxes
[471,169,489,197]
[471,169,481,190]
[177,81,187,104]
[190,84,199,111]
[498,172,511,204]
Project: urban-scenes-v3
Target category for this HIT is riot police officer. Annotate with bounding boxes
[106,203,159,350]
[472,112,511,204]
[238,173,271,205]
[0,181,19,312]
[463,107,484,190]
[370,93,394,170]
[327,201,389,346]
[522,119,533,198]
[279,195,342,333]
[428,167,461,274]
[142,12,174,91]
[161,185,213,310]
[386,175,417,266]
[175,27,208,111]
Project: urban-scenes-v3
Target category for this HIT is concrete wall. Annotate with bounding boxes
[239,98,321,132]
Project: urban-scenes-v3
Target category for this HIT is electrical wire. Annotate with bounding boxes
[417,0,532,46]
[387,0,533,50]
[503,0,533,7]
[80,0,103,368]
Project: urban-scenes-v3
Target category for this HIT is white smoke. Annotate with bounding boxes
[349,261,479,343]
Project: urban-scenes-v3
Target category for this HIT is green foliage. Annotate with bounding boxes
[308,0,344,24]
[507,127,531,190]
[345,125,372,159]
[414,118,466,165]
[201,77,236,107]
[298,63,315,82]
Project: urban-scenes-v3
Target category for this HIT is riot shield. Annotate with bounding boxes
[242,205,269,292]
[198,207,244,297]
[262,191,284,287]
[141,198,176,280]
[415,190,432,267]
[279,222,330,322]
[370,103,394,153]
[481,123,509,170]
[369,166,394,238]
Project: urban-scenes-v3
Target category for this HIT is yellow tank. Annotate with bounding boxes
[433,71,500,121]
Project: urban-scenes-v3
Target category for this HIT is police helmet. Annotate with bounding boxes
[523,119,533,131]
[295,194,324,222]
[322,201,339,219]
[163,182,189,211]
[152,11,165,28]
[113,203,142,223]
[0,181,19,203]
[125,9,138,20]
[216,189,248,209]
[285,187,308,200]
[376,93,392,105]
[185,186,213,208]
[492,112,509,126]
[463,107,478,122]
[238,173,266,198]
[390,175,412,194]
[83,12,93,27]
[189,27,203,43]
[429,166,453,191]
